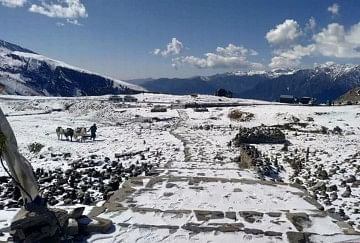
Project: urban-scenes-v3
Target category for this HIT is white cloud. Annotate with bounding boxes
[153,38,184,57]
[216,44,258,57]
[269,45,315,69]
[345,22,360,45]
[328,3,339,16]
[266,19,302,45]
[29,0,88,19]
[66,18,82,26]
[305,17,316,32]
[314,23,360,58]
[0,0,26,8]
[269,21,360,68]
[174,44,263,70]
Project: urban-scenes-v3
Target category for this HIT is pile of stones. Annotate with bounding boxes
[236,144,284,181]
[228,110,254,122]
[233,126,286,145]
[0,156,159,209]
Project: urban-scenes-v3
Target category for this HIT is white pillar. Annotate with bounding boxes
[0,107,39,204]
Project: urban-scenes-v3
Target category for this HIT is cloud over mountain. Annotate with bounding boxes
[173,44,262,70]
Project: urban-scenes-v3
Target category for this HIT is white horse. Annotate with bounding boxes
[74,127,87,142]
[56,127,64,140]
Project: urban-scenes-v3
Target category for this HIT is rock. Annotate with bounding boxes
[244,228,264,235]
[265,231,282,236]
[69,207,85,219]
[286,213,310,231]
[330,192,338,201]
[239,211,263,223]
[351,180,360,188]
[346,175,356,183]
[63,198,72,205]
[39,176,53,184]
[327,185,338,192]
[83,194,92,205]
[194,210,224,221]
[341,186,351,198]
[340,180,347,187]
[0,176,9,183]
[163,192,173,197]
[324,198,331,206]
[225,212,237,221]
[78,216,113,234]
[63,153,71,158]
[10,208,68,242]
[286,232,311,243]
[318,170,329,180]
[181,223,216,233]
[311,181,326,192]
[267,212,281,217]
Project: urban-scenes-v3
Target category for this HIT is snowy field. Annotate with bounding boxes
[0,93,359,242]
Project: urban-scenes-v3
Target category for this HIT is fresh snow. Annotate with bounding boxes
[0,93,359,242]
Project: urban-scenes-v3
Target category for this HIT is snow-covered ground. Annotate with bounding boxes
[0,94,359,242]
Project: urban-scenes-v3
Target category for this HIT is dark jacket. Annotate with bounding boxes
[90,125,97,135]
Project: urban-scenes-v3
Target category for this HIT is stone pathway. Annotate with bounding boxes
[89,110,360,243]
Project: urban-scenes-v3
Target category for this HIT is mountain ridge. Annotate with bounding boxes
[0,39,145,96]
[128,65,360,102]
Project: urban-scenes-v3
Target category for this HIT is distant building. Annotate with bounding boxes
[215,88,233,98]
[279,95,296,104]
[124,95,138,102]
[299,97,316,105]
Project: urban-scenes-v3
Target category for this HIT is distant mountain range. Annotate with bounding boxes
[1,39,359,101]
[0,39,145,96]
[128,66,360,102]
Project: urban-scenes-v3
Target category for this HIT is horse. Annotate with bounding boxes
[74,127,87,143]
[56,127,64,140]
[64,128,74,142]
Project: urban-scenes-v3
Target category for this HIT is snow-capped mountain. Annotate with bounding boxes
[0,40,145,96]
[129,64,360,102]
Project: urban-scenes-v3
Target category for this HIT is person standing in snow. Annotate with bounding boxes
[89,124,97,141]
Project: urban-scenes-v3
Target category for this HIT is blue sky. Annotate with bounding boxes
[1,0,360,79]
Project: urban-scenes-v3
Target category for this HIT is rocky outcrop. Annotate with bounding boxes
[335,86,360,105]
